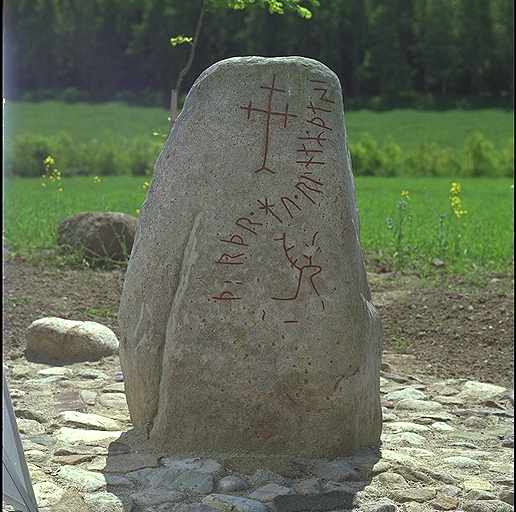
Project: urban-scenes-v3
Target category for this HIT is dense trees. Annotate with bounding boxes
[3,0,513,104]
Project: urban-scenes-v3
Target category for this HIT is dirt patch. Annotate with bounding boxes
[2,256,514,387]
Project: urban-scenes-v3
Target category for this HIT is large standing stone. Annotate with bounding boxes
[118,56,383,456]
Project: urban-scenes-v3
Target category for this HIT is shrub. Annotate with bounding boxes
[5,132,512,179]
[462,132,501,177]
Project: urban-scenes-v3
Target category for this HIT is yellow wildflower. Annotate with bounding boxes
[142,181,150,191]
[450,182,461,195]
[43,155,55,168]
[57,187,64,193]
[400,190,410,200]
[135,209,140,215]
[93,176,102,184]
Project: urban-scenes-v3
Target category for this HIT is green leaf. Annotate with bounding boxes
[169,35,193,47]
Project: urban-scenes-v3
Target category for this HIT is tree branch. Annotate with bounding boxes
[171,0,206,123]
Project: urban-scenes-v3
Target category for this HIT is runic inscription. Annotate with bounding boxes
[213,75,336,322]
[271,231,322,302]
[240,74,297,175]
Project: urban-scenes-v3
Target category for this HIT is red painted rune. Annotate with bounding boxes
[240,74,297,175]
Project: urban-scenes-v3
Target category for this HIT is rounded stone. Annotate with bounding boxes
[57,211,137,262]
[119,55,383,458]
[26,317,118,363]
[217,475,249,492]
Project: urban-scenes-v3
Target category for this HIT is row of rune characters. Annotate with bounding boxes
[211,76,336,309]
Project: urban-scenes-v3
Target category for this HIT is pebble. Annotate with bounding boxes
[37,367,72,377]
[385,422,430,433]
[131,489,184,507]
[384,388,427,401]
[250,468,287,486]
[58,410,121,431]
[162,457,223,475]
[430,494,459,510]
[443,456,481,469]
[171,471,215,494]
[362,498,398,512]
[462,499,514,512]
[33,481,65,508]
[77,369,109,379]
[458,381,506,403]
[376,471,408,488]
[431,421,455,432]
[217,475,249,492]
[80,389,97,405]
[57,465,106,492]
[388,488,437,503]
[83,492,125,512]
[395,399,443,411]
[313,459,360,481]
[203,494,269,512]
[293,478,323,494]
[388,432,426,446]
[16,418,45,435]
[439,484,462,496]
[98,392,128,409]
[55,426,123,444]
[248,483,293,502]
[463,478,495,492]
[466,490,497,500]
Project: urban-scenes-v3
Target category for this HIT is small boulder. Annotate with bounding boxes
[57,211,137,262]
[26,317,118,363]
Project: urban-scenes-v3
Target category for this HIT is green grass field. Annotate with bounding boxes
[4,176,513,274]
[4,100,514,150]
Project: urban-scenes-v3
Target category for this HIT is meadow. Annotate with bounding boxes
[4,176,513,275]
[3,100,513,275]
[4,100,514,149]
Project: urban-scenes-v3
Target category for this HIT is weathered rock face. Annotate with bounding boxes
[57,212,137,262]
[119,56,383,456]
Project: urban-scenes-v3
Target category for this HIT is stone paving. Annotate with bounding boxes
[3,355,514,512]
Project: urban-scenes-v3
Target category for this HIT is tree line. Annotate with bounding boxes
[3,0,513,106]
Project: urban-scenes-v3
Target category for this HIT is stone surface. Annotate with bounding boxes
[83,492,125,512]
[33,481,65,508]
[384,388,427,402]
[203,494,269,512]
[58,411,121,431]
[462,500,514,512]
[26,317,118,363]
[248,483,293,502]
[313,460,361,481]
[55,426,123,444]
[161,457,223,475]
[171,471,215,494]
[16,418,45,435]
[362,499,398,512]
[131,489,184,507]
[271,490,355,512]
[118,56,383,456]
[458,381,506,403]
[57,465,106,492]
[57,211,137,261]
[217,475,249,492]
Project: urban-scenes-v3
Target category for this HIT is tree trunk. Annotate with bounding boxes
[170,0,205,125]
[170,89,178,124]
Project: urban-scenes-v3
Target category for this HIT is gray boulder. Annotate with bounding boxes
[57,211,137,261]
[26,317,118,363]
